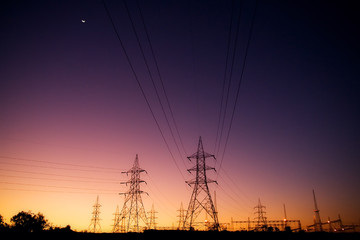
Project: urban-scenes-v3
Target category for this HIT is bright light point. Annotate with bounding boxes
[283,218,287,222]
[81,19,86,23]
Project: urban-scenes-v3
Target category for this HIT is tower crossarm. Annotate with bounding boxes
[122,169,147,175]
[204,165,216,172]
[120,179,147,185]
[187,165,216,173]
[187,152,215,160]
[206,177,218,184]
[187,166,197,173]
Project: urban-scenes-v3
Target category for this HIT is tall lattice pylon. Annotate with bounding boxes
[148,204,158,230]
[254,198,267,231]
[312,189,323,231]
[117,154,149,232]
[112,205,123,233]
[177,202,186,230]
[183,137,219,230]
[89,195,101,233]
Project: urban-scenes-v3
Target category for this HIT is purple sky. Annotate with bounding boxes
[0,0,359,231]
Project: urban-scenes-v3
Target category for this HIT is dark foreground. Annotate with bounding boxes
[1,230,359,240]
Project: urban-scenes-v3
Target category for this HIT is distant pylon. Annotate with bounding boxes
[283,204,288,230]
[148,204,158,230]
[116,154,149,232]
[312,189,323,231]
[112,205,122,233]
[177,202,186,230]
[254,198,267,231]
[89,195,101,233]
[183,137,219,230]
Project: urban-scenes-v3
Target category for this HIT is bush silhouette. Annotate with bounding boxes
[10,211,49,232]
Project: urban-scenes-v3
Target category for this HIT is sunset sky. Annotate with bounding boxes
[1,0,359,232]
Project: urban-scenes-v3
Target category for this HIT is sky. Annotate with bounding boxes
[1,0,359,232]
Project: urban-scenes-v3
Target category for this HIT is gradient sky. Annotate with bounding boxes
[1,0,359,232]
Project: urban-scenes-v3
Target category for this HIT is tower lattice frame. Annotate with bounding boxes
[115,154,149,232]
[183,137,219,230]
[254,198,267,231]
[89,195,101,233]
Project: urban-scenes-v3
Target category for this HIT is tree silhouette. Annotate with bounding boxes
[10,211,49,232]
[0,214,8,229]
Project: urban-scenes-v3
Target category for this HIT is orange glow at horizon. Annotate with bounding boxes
[1,139,358,232]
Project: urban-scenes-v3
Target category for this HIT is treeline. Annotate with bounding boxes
[1,212,359,240]
[0,211,72,233]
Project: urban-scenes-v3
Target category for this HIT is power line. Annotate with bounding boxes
[217,0,258,177]
[214,0,236,153]
[216,184,252,215]
[122,0,187,169]
[102,0,186,181]
[0,155,124,171]
[0,174,118,184]
[0,137,123,156]
[0,162,120,173]
[135,0,188,157]
[146,192,174,222]
[220,167,254,204]
[0,188,116,195]
[215,0,243,157]
[217,173,253,209]
[0,168,119,181]
[147,172,179,210]
[0,181,118,192]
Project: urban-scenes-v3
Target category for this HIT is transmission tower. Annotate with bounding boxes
[254,198,267,231]
[148,204,158,230]
[116,154,149,232]
[112,205,123,233]
[177,202,186,230]
[89,195,101,233]
[183,136,219,230]
[312,189,323,231]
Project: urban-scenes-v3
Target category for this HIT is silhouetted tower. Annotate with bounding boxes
[112,205,122,233]
[183,137,219,230]
[89,195,101,233]
[283,204,288,230]
[148,204,158,230]
[117,154,149,232]
[177,202,186,230]
[313,189,323,231]
[254,198,267,231]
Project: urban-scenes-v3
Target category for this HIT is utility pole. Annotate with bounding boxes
[183,136,219,230]
[254,198,267,231]
[89,195,101,233]
[148,204,158,230]
[116,154,149,232]
[312,189,323,231]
